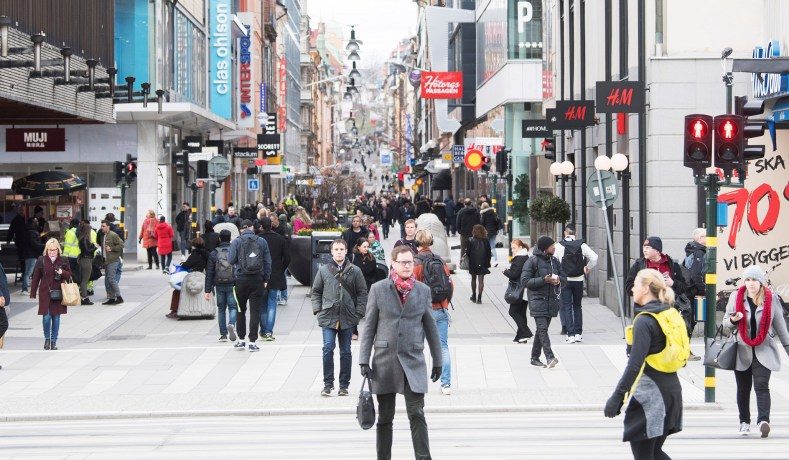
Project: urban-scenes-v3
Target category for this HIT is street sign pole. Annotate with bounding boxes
[591,169,627,338]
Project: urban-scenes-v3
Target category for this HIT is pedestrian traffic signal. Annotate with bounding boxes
[196,160,209,179]
[541,138,556,161]
[175,151,190,183]
[683,114,713,175]
[113,161,124,184]
[124,160,137,184]
[735,96,767,175]
[713,114,743,177]
[481,155,492,172]
[496,148,511,174]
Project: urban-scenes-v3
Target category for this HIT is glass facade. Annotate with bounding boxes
[508,0,543,59]
[174,10,207,106]
[115,0,150,84]
[504,102,543,237]
[476,0,507,86]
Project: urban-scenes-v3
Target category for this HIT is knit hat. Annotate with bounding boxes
[643,236,663,253]
[537,236,555,252]
[741,266,768,285]
[241,219,253,229]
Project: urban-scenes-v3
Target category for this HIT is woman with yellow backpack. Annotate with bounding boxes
[605,268,689,459]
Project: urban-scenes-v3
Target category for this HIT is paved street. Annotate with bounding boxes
[1,411,788,459]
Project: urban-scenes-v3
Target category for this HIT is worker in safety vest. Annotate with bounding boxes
[62,218,82,284]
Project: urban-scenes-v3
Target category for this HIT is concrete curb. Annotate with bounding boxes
[0,402,724,423]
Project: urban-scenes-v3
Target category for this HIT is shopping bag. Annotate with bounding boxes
[60,279,82,306]
[356,377,376,430]
[703,325,738,370]
[169,267,189,291]
[459,255,469,271]
[504,280,525,304]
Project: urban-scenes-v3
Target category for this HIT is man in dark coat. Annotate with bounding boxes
[443,195,457,236]
[520,236,567,369]
[311,239,368,397]
[342,215,369,250]
[455,198,480,257]
[258,217,290,341]
[359,244,442,460]
[624,236,688,302]
[174,203,192,257]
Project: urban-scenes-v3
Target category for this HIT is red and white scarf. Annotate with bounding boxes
[391,272,415,305]
[735,285,773,347]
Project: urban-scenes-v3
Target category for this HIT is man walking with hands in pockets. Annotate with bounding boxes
[359,244,443,460]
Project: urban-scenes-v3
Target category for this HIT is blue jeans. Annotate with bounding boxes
[115,260,123,284]
[23,257,36,291]
[489,236,498,261]
[215,284,238,336]
[262,289,277,335]
[432,308,451,387]
[42,313,61,341]
[322,327,353,389]
[561,280,584,336]
[104,261,121,299]
[179,230,190,256]
[278,288,288,302]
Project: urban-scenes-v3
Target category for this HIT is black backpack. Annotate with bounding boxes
[560,239,587,277]
[238,236,265,273]
[416,253,452,303]
[214,247,235,284]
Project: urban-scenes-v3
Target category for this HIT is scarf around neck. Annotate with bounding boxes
[391,272,415,305]
[735,285,772,347]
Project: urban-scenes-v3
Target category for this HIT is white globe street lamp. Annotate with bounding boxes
[594,155,612,171]
[611,153,629,172]
[560,160,575,176]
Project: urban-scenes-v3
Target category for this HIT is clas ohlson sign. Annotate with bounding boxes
[210,0,232,119]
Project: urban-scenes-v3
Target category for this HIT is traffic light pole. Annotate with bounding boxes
[118,182,127,238]
[506,153,514,258]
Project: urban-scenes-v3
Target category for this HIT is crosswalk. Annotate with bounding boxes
[1,411,787,459]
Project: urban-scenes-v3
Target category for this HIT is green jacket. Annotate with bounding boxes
[103,230,124,265]
[311,260,368,330]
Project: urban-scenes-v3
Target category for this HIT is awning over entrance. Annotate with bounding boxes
[114,102,236,134]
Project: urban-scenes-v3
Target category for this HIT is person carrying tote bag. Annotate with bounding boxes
[722,265,789,438]
[30,238,72,351]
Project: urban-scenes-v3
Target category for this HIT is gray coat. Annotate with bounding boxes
[359,279,442,395]
[311,260,368,330]
[723,288,789,372]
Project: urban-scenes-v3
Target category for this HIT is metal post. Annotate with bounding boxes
[31,33,45,72]
[506,153,514,257]
[703,174,718,403]
[119,182,127,236]
[191,188,198,240]
[60,48,72,83]
[0,15,11,57]
[86,59,98,91]
[596,169,627,337]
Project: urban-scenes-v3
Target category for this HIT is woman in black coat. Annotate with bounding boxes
[351,238,377,340]
[502,239,533,343]
[202,221,220,252]
[465,224,492,304]
[479,202,501,265]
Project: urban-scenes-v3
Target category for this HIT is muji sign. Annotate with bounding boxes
[6,128,66,151]
[420,72,463,99]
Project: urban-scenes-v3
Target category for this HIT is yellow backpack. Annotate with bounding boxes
[624,308,690,397]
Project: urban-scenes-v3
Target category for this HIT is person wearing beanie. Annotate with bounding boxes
[519,235,567,368]
[724,265,789,438]
[625,236,688,309]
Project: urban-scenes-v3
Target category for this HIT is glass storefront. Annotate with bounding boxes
[504,102,543,238]
[508,0,543,59]
[174,9,207,106]
[476,0,507,85]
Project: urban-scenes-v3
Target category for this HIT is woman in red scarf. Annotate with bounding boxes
[724,265,789,438]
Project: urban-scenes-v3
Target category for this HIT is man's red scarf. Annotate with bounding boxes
[735,285,773,347]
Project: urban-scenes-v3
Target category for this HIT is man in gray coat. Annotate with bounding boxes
[359,245,442,460]
[312,239,368,397]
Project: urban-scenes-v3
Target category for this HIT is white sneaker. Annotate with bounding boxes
[441,386,452,395]
[739,422,750,436]
[565,336,577,344]
[574,334,583,342]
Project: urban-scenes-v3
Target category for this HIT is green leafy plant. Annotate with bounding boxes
[512,173,530,221]
[529,193,570,224]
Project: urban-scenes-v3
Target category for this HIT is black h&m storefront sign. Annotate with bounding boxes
[182,136,203,152]
[551,100,596,129]
[595,81,645,113]
[6,128,66,152]
[521,120,551,138]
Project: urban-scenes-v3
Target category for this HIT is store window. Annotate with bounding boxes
[174,9,207,106]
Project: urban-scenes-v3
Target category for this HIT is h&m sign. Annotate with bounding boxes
[6,128,66,152]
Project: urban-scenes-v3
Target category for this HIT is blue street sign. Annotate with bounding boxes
[452,145,464,163]
[247,178,260,191]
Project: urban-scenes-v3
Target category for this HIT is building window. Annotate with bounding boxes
[174,9,207,106]
[508,0,543,59]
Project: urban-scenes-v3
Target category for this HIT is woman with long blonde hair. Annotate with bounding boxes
[30,238,72,350]
[292,207,312,233]
[605,268,683,459]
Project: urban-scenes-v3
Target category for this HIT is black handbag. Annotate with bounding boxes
[703,325,738,370]
[504,280,525,304]
[356,377,376,430]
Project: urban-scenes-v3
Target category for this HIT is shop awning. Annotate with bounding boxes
[114,102,236,135]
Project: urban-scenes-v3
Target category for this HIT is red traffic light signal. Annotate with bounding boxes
[541,138,556,161]
[713,114,743,176]
[683,114,713,175]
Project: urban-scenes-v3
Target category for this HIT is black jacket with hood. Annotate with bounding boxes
[520,247,567,317]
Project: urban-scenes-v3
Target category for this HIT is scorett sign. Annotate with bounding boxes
[6,128,66,152]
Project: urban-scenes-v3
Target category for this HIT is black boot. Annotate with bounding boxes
[470,293,476,302]
[44,339,51,350]
[114,296,124,305]
[477,294,482,304]
[50,341,57,350]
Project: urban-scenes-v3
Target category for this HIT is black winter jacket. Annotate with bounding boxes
[181,247,209,273]
[480,208,500,237]
[520,248,567,317]
[456,206,480,237]
[625,256,688,302]
[260,230,290,290]
[466,236,491,276]
[503,254,529,281]
[683,241,706,298]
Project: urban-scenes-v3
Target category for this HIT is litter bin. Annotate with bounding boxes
[311,231,342,286]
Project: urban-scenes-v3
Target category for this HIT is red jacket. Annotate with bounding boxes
[155,222,174,255]
[30,255,72,316]
[139,217,159,249]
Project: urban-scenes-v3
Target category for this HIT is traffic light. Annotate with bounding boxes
[175,151,190,183]
[481,155,492,172]
[713,114,743,177]
[735,96,767,172]
[113,161,124,184]
[683,114,713,175]
[496,148,511,174]
[196,160,209,179]
[124,160,137,184]
[541,138,556,161]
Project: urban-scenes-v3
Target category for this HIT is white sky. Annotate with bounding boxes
[304,0,418,69]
